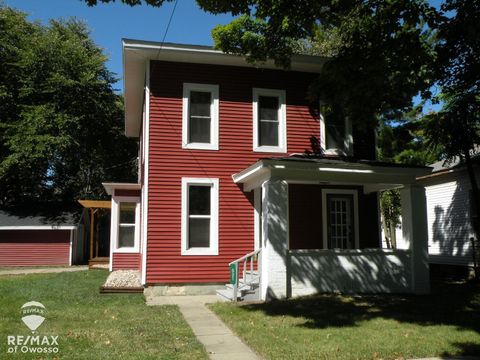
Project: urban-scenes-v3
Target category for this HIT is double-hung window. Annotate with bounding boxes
[320,103,353,155]
[253,88,287,153]
[112,197,140,252]
[181,178,219,255]
[182,83,219,150]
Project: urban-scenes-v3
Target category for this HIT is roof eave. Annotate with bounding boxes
[102,182,141,196]
[122,39,326,139]
[233,159,433,191]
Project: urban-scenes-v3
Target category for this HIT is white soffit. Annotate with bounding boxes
[232,159,433,190]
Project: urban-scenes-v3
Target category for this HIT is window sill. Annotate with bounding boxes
[114,247,140,253]
[183,142,219,151]
[323,148,352,157]
[253,145,287,153]
[181,248,218,256]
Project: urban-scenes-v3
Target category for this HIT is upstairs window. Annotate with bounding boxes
[253,88,287,153]
[181,178,219,255]
[320,104,353,156]
[182,83,219,150]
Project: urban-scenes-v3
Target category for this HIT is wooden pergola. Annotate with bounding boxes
[78,200,111,264]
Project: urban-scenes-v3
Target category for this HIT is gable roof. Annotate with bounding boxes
[0,202,81,229]
[123,39,326,138]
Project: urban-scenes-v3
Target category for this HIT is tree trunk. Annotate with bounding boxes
[382,216,391,249]
[464,150,480,280]
[390,222,397,249]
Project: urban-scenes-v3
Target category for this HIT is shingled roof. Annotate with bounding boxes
[0,202,82,228]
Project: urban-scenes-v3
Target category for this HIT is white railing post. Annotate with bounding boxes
[228,249,262,302]
[233,262,239,302]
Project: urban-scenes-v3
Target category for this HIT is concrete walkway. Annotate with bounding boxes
[0,265,89,276]
[148,295,261,360]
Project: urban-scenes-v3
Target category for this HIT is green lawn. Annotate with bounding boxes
[0,270,207,359]
[209,281,480,360]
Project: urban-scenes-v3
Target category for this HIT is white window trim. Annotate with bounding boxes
[254,187,261,251]
[182,83,219,150]
[321,189,359,249]
[252,88,287,153]
[319,103,353,156]
[111,196,141,254]
[181,177,219,256]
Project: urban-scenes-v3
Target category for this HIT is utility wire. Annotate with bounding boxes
[156,0,179,59]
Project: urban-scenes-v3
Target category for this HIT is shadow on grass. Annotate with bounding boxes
[239,280,480,357]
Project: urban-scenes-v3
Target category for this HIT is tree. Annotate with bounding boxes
[83,0,438,144]
[207,1,438,127]
[423,0,480,279]
[0,6,137,206]
[377,116,441,248]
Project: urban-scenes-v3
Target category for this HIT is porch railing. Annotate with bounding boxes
[229,249,261,302]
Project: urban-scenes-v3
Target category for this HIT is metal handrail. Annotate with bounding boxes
[229,249,261,302]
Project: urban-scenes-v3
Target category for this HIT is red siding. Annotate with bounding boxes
[112,252,141,270]
[114,189,141,197]
[289,184,323,249]
[146,61,321,284]
[288,184,381,250]
[0,230,70,266]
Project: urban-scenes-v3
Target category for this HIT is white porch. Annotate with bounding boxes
[233,157,432,301]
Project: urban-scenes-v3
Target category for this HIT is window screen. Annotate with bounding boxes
[258,95,279,146]
[188,185,211,248]
[189,91,211,143]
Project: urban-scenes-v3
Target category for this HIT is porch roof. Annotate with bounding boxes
[102,182,141,196]
[232,156,433,192]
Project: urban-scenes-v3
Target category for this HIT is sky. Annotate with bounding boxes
[5,0,444,112]
[4,0,234,91]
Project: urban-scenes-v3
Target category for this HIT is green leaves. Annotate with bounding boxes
[207,0,439,127]
[424,0,480,162]
[0,6,137,205]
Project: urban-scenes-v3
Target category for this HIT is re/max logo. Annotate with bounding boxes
[7,335,59,346]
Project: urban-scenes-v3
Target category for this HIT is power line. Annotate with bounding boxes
[156,0,179,59]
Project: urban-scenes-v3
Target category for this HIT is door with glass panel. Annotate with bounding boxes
[326,194,354,249]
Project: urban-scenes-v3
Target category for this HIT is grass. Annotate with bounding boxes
[209,280,480,360]
[0,266,73,270]
[0,270,208,359]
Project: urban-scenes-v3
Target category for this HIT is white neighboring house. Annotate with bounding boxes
[418,157,479,268]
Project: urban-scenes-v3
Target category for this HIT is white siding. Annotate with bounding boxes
[289,249,412,295]
[424,170,475,266]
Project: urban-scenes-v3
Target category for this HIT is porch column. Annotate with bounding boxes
[400,184,430,294]
[260,179,289,301]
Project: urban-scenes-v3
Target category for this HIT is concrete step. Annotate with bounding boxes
[225,281,259,291]
[216,288,239,302]
[216,284,261,302]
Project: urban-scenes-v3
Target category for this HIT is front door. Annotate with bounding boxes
[326,194,354,249]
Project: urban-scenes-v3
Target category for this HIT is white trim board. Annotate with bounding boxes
[110,196,141,258]
[252,88,287,153]
[0,226,77,230]
[182,83,219,151]
[319,103,353,156]
[69,229,74,266]
[141,60,150,284]
[181,177,219,256]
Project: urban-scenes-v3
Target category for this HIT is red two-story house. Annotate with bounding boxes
[103,39,432,301]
